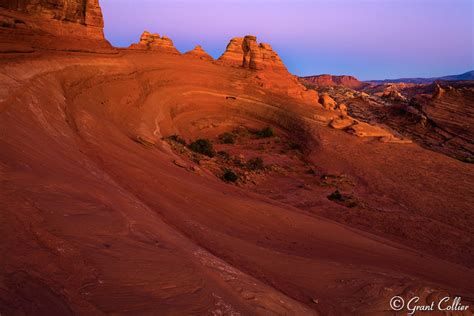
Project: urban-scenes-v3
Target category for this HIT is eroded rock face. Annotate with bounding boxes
[1,0,103,26]
[184,45,213,61]
[129,31,180,54]
[218,37,244,65]
[218,35,287,72]
[319,93,337,110]
[0,0,111,52]
[300,74,367,90]
[381,89,408,103]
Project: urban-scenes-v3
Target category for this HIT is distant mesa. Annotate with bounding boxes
[184,45,214,61]
[300,74,367,90]
[367,70,474,84]
[129,31,180,54]
[218,35,287,72]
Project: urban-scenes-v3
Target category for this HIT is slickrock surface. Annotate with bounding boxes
[184,45,214,61]
[129,31,180,54]
[2,50,473,315]
[1,2,474,315]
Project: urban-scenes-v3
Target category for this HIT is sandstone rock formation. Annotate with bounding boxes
[381,89,408,102]
[319,93,337,110]
[129,31,180,54]
[184,45,214,61]
[217,37,244,65]
[0,0,112,52]
[432,83,446,99]
[218,35,287,72]
[2,1,474,315]
[300,74,367,90]
[330,116,355,129]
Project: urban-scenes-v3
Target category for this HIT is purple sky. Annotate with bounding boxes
[101,0,473,80]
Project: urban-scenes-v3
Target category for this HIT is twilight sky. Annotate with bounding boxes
[101,0,473,80]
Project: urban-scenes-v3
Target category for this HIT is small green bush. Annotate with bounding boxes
[188,139,215,157]
[219,132,236,144]
[327,190,343,201]
[288,141,302,151]
[246,157,264,170]
[256,126,275,138]
[233,158,244,167]
[217,151,230,159]
[222,170,238,182]
[168,134,186,145]
[459,156,474,164]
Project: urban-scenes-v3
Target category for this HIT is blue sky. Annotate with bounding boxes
[101,0,473,80]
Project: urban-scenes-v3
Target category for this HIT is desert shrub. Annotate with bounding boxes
[256,126,275,138]
[288,141,302,151]
[217,150,230,159]
[168,134,186,145]
[188,139,215,157]
[222,170,238,182]
[459,156,474,164]
[327,190,343,201]
[232,157,245,167]
[219,132,236,144]
[327,190,358,208]
[246,157,264,170]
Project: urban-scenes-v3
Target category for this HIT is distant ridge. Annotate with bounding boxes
[367,70,474,84]
[299,74,367,89]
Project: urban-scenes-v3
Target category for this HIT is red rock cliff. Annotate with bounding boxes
[300,74,367,90]
[0,0,112,52]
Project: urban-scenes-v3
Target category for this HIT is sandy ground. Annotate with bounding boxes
[1,50,473,315]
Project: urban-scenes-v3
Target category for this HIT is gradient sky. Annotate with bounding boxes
[101,0,473,80]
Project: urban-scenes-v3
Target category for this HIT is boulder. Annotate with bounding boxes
[348,122,393,138]
[330,117,355,129]
[319,94,337,110]
[381,89,407,102]
[337,103,348,116]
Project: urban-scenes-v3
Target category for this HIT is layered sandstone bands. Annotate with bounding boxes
[300,74,367,90]
[184,45,213,61]
[218,35,287,72]
[0,0,112,52]
[129,31,180,54]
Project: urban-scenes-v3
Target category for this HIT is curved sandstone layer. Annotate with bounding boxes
[1,2,473,315]
[1,49,473,315]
